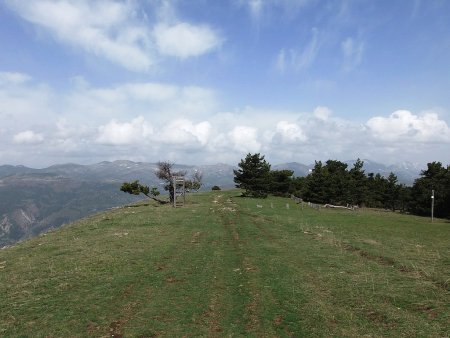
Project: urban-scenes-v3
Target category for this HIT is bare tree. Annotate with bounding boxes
[186,170,203,192]
[155,161,186,203]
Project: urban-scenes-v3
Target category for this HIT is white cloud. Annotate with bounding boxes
[366,110,450,143]
[248,0,264,20]
[275,28,320,72]
[314,106,332,121]
[6,0,154,71]
[240,0,311,21]
[296,28,320,70]
[341,37,364,71]
[1,73,449,167]
[5,0,222,71]
[123,83,178,102]
[275,49,287,73]
[229,126,261,153]
[64,81,217,122]
[0,74,55,129]
[273,121,307,144]
[154,22,222,59]
[158,119,212,147]
[0,71,32,85]
[96,117,153,145]
[13,130,44,144]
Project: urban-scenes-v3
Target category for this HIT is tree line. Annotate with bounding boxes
[234,153,450,218]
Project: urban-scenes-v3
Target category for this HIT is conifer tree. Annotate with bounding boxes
[234,153,271,198]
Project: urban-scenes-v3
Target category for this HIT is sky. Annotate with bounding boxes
[0,0,449,168]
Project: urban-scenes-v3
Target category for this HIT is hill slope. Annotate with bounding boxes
[1,159,423,247]
[1,191,448,337]
[0,161,237,247]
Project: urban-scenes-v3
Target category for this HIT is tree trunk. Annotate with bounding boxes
[144,194,169,205]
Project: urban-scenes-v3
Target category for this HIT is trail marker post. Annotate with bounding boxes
[431,190,434,223]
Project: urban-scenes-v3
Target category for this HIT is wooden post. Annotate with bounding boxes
[173,176,186,208]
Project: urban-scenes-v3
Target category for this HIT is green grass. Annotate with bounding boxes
[0,190,449,337]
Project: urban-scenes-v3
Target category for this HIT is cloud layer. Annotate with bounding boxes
[1,71,449,167]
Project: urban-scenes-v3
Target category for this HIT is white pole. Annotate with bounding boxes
[173,177,176,208]
[431,190,434,223]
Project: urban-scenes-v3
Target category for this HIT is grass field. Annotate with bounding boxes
[1,190,449,337]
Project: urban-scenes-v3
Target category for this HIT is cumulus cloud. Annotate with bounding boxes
[13,130,44,144]
[366,110,450,142]
[229,126,261,153]
[96,117,153,145]
[158,119,212,147]
[154,22,222,59]
[314,106,332,121]
[5,0,222,71]
[1,72,449,167]
[273,121,307,144]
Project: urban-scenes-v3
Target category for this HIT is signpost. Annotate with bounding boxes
[173,176,186,208]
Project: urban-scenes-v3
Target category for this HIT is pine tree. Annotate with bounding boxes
[234,153,271,198]
[348,158,367,206]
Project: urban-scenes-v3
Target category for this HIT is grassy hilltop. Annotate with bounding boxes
[0,190,449,337]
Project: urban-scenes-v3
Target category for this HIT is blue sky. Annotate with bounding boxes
[0,0,449,168]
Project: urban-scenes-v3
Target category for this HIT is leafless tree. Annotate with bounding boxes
[156,161,186,202]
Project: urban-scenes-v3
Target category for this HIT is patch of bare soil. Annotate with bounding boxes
[416,304,439,320]
[191,231,202,244]
[343,244,395,266]
[243,257,258,273]
[203,293,223,336]
[109,320,124,338]
[165,276,184,284]
[273,314,283,326]
[86,321,101,335]
[97,285,142,337]
[245,291,262,333]
[154,263,166,271]
[363,308,397,328]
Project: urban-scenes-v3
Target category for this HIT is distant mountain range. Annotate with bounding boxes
[0,159,423,247]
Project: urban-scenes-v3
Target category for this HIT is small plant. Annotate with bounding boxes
[211,185,221,191]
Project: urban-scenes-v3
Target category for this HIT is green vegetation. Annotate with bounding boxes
[1,190,448,337]
[234,153,273,198]
[121,161,203,204]
[410,161,450,218]
[235,154,450,218]
[120,180,167,204]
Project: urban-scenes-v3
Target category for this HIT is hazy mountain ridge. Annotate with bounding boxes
[0,159,423,247]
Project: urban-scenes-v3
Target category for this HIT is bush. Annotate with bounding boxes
[211,185,221,191]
